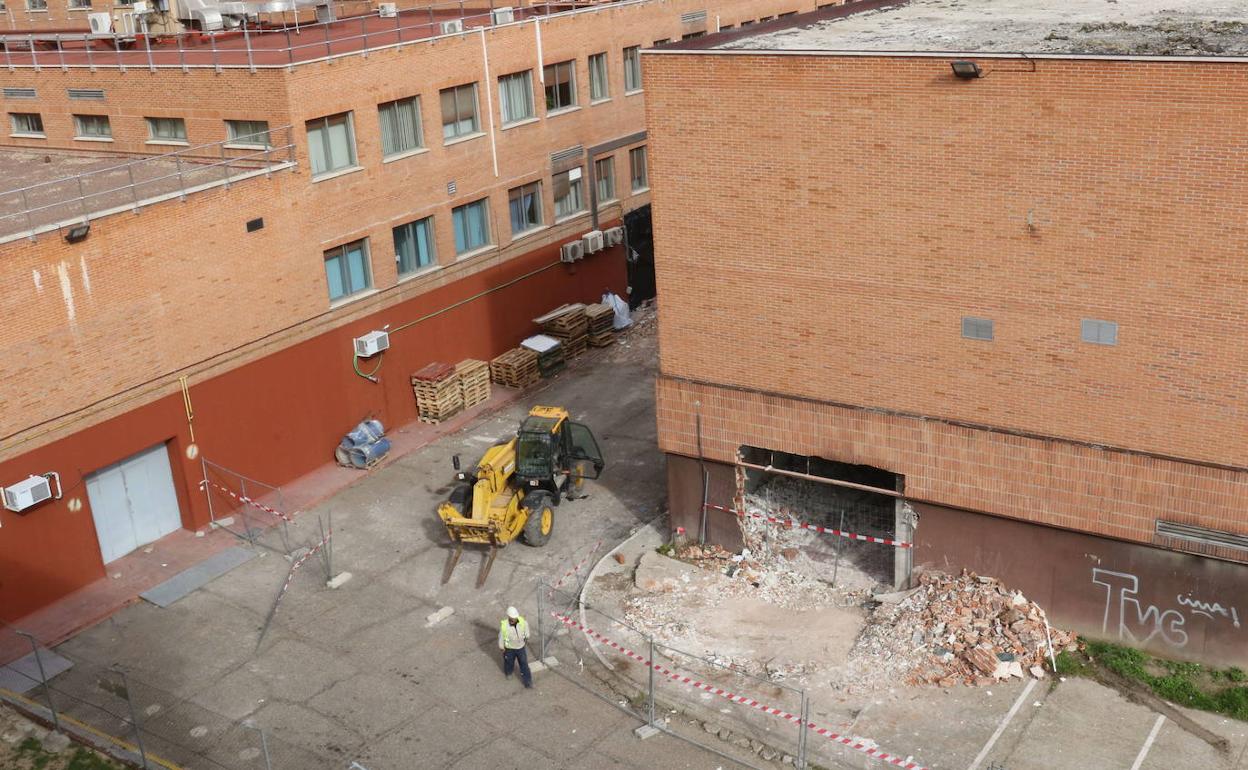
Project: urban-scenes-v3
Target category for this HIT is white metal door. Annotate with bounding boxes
[85,443,182,564]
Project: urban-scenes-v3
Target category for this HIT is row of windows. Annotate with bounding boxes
[961,316,1119,346]
[324,147,647,302]
[7,111,270,146]
[306,45,645,177]
[8,0,141,10]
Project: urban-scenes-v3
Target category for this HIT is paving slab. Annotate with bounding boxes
[0,648,72,695]
[140,546,257,608]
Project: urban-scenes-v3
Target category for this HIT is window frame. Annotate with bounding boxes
[73,113,111,139]
[1080,319,1119,346]
[145,116,187,144]
[543,60,578,114]
[392,217,436,277]
[452,198,493,255]
[553,167,586,220]
[623,46,642,93]
[67,0,91,8]
[440,82,481,142]
[306,112,359,178]
[960,316,994,341]
[508,181,544,236]
[594,156,615,204]
[26,0,47,10]
[629,146,648,192]
[377,95,424,158]
[498,70,535,125]
[588,52,610,102]
[225,119,271,148]
[9,112,45,137]
[323,238,373,302]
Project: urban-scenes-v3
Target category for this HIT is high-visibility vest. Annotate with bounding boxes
[500,616,529,650]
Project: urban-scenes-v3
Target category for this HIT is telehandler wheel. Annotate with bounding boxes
[448,483,472,516]
[522,491,554,546]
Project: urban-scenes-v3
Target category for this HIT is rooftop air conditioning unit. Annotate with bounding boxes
[604,226,624,247]
[491,6,513,24]
[440,18,463,34]
[378,2,396,16]
[354,330,391,358]
[560,241,584,263]
[581,230,605,254]
[88,11,112,33]
[3,474,59,513]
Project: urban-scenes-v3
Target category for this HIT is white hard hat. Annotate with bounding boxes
[506,606,519,619]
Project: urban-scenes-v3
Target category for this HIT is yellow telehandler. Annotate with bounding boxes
[437,406,605,587]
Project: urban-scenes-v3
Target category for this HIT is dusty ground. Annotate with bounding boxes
[0,704,124,770]
[725,0,1248,54]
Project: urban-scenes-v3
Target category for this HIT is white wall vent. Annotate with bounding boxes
[1156,520,1248,553]
[3,87,37,99]
[68,88,106,100]
[560,241,584,263]
[491,6,513,24]
[549,145,583,166]
[439,19,464,35]
[680,9,707,23]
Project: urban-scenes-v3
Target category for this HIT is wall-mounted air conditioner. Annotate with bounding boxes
[378,2,396,16]
[581,230,605,254]
[440,19,464,34]
[605,226,624,247]
[354,330,391,358]
[3,474,60,514]
[87,11,112,33]
[491,6,513,24]
[560,241,584,263]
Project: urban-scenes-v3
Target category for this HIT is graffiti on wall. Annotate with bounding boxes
[1092,568,1242,649]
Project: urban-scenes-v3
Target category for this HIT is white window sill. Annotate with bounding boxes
[26,8,49,12]
[74,135,113,142]
[555,211,588,225]
[146,139,189,147]
[67,6,92,10]
[546,105,581,119]
[397,264,441,284]
[590,97,612,106]
[224,143,272,151]
[500,116,538,131]
[597,197,618,208]
[625,88,644,97]
[10,133,46,139]
[443,131,485,147]
[630,186,650,195]
[382,147,429,164]
[455,244,495,261]
[329,287,379,309]
[311,165,364,183]
[509,224,548,243]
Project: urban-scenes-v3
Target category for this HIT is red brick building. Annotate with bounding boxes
[647,0,1248,664]
[0,0,817,620]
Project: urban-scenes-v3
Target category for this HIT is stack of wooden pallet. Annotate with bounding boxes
[522,334,565,378]
[585,303,615,347]
[411,362,463,424]
[536,304,589,359]
[490,347,540,389]
[455,358,491,408]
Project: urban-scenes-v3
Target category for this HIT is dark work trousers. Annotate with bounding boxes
[503,647,532,687]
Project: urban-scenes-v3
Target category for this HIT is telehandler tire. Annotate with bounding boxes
[522,491,554,546]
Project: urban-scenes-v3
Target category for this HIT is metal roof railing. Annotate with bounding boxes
[0,125,296,242]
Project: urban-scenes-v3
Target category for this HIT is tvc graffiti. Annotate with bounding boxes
[1092,568,1242,649]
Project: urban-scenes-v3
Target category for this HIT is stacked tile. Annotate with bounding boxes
[585,303,615,347]
[489,347,540,389]
[411,362,463,424]
[455,358,491,408]
[540,304,589,358]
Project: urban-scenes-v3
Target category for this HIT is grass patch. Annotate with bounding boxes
[66,748,124,770]
[1070,641,1248,721]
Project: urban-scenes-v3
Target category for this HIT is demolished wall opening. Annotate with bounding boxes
[737,446,908,591]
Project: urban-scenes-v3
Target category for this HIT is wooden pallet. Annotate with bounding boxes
[411,362,463,423]
[539,304,590,359]
[455,358,492,408]
[585,303,615,347]
[490,347,540,389]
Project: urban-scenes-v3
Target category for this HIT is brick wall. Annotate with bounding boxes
[646,52,1248,551]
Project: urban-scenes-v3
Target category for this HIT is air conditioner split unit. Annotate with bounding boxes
[87,11,112,33]
[560,241,585,263]
[581,230,605,254]
[440,18,464,34]
[354,330,391,358]
[3,473,61,514]
[378,2,396,16]
[491,6,514,24]
[605,226,624,247]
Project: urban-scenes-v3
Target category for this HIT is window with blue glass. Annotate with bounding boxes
[324,239,371,301]
[452,198,491,255]
[393,217,435,276]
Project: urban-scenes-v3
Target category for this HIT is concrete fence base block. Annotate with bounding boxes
[633,724,661,740]
[210,517,235,529]
[529,656,559,674]
[425,606,455,626]
[326,572,353,589]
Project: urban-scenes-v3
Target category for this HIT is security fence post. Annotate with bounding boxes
[536,581,546,660]
[243,721,272,770]
[16,631,58,731]
[647,636,656,727]
[114,669,149,769]
[797,688,809,770]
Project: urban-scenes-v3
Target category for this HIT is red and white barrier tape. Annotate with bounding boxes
[274,529,333,608]
[551,538,604,590]
[200,479,294,523]
[704,503,912,549]
[552,611,926,770]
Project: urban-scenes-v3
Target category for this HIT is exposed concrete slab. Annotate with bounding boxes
[140,546,256,608]
[0,648,72,695]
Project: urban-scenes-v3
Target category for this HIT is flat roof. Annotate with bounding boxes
[713,0,1248,55]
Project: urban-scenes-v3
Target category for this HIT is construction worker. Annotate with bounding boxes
[499,606,532,688]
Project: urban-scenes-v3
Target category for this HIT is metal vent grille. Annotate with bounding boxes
[68,88,105,100]
[446,179,456,196]
[4,87,36,99]
[1156,520,1248,552]
[550,145,584,165]
[680,10,707,23]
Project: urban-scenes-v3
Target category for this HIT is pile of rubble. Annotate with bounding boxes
[850,570,1077,689]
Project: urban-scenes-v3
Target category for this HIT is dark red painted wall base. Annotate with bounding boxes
[0,241,625,620]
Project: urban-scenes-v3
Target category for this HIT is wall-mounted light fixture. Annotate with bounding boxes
[64,222,90,243]
[950,60,982,80]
